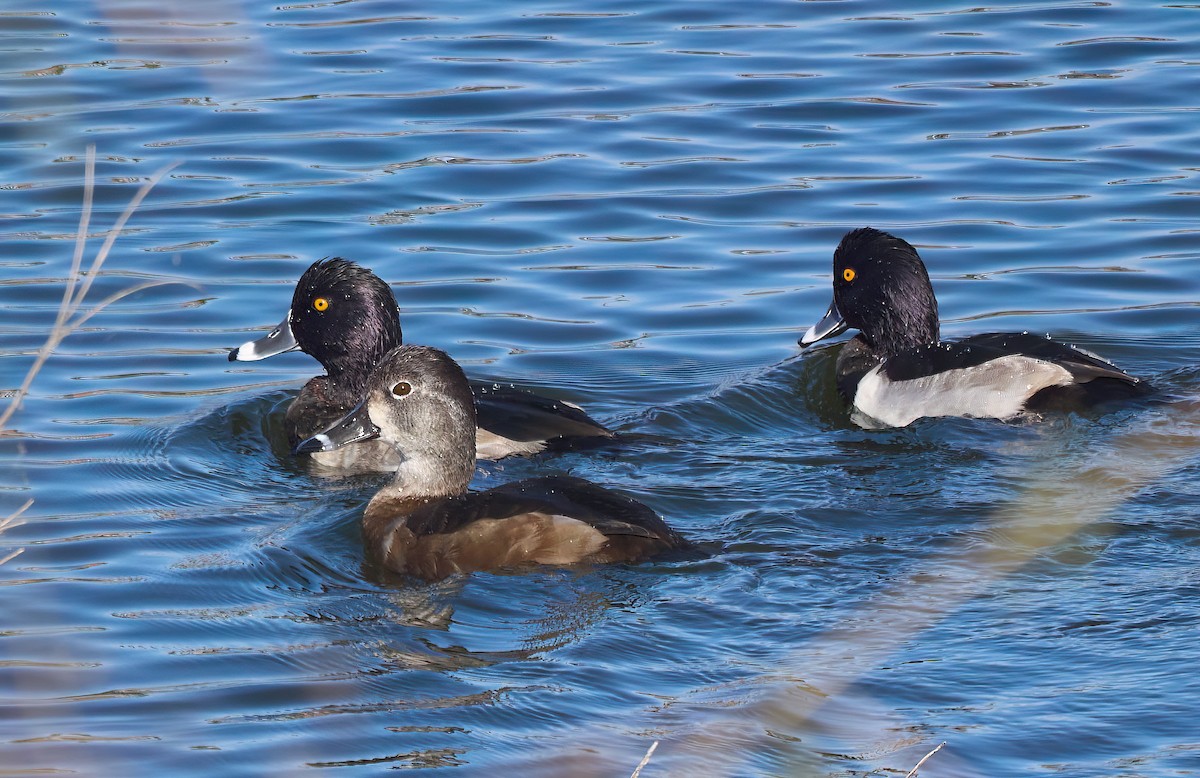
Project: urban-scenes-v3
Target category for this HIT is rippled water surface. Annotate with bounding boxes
[4,2,1200,775]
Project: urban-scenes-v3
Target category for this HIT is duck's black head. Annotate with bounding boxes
[289,258,403,390]
[800,227,940,358]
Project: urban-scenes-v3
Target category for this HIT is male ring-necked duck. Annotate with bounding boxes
[799,227,1150,428]
[229,258,613,468]
[294,344,688,580]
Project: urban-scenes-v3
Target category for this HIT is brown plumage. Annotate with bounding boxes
[295,344,687,581]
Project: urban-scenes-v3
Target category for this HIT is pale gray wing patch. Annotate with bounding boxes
[474,428,548,460]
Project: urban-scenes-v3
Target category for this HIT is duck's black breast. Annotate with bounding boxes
[284,376,359,446]
[366,475,687,580]
[833,336,882,401]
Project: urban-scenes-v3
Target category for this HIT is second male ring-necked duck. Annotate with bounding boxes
[229,258,613,469]
[294,344,688,581]
[800,227,1150,428]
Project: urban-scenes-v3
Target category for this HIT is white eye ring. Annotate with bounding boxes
[390,381,412,399]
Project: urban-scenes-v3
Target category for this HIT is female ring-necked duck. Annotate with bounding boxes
[799,227,1150,428]
[229,258,613,468]
[294,344,688,581]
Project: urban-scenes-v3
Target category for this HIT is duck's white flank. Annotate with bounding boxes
[851,354,1075,428]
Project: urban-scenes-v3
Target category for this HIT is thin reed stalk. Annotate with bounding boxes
[630,740,659,778]
[1,148,181,567]
[905,741,946,778]
[0,146,181,431]
[0,498,33,566]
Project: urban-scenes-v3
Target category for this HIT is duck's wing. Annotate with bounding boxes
[882,332,1143,386]
[401,475,681,546]
[955,332,1144,385]
[469,381,613,456]
[492,475,684,544]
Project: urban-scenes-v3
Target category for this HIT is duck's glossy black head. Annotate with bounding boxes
[801,227,940,358]
[289,258,403,389]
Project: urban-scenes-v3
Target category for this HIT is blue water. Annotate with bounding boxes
[4,1,1200,775]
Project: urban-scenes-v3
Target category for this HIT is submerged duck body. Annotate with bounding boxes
[295,344,687,581]
[800,228,1150,428]
[229,258,612,468]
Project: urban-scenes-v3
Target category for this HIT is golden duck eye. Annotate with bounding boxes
[390,381,412,398]
[842,268,856,282]
[313,297,329,312]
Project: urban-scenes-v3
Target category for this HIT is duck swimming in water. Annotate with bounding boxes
[294,344,688,581]
[800,227,1150,428]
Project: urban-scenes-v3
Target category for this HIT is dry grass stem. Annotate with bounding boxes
[0,498,33,566]
[0,146,181,431]
[905,741,946,778]
[630,740,659,778]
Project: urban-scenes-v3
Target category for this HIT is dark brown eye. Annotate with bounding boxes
[390,381,412,398]
[313,297,330,312]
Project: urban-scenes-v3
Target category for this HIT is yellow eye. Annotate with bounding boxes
[842,268,856,283]
[390,381,412,399]
[313,297,329,312]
